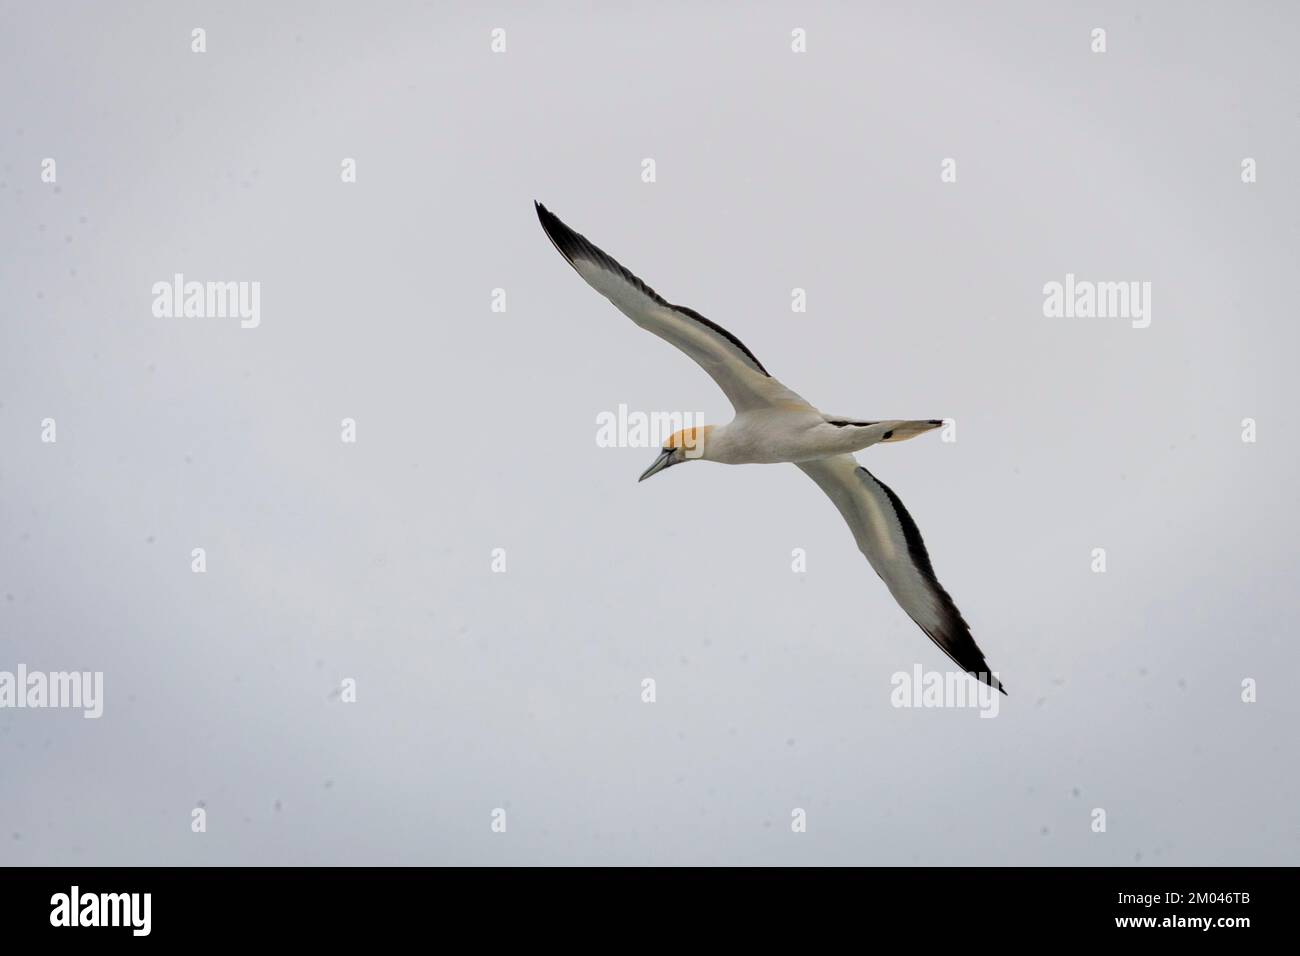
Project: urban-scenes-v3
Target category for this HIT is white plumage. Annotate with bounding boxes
[537,202,1003,694]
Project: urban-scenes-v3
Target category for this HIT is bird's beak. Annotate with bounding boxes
[638,448,677,483]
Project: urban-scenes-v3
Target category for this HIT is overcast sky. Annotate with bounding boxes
[1,0,1297,865]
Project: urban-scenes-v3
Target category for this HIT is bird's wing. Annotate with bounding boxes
[536,202,812,412]
[796,454,1004,693]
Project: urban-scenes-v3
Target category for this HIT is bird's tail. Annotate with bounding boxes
[878,420,945,443]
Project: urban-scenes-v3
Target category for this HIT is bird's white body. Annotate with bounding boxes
[707,408,839,464]
[536,202,1003,693]
[703,410,940,465]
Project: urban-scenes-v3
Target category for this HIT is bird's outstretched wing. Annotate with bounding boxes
[535,202,811,412]
[796,454,1005,694]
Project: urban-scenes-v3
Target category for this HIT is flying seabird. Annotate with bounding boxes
[535,202,1004,694]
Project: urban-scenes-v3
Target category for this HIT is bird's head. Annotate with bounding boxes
[638,426,712,482]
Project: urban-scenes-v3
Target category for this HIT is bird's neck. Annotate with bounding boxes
[676,423,720,462]
[692,423,727,463]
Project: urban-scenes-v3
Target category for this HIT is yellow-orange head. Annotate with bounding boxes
[663,425,712,455]
[640,425,713,482]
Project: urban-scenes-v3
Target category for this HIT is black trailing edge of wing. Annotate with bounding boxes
[534,201,770,377]
[860,466,1007,696]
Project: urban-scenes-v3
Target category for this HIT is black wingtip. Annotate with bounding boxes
[534,200,555,231]
[531,202,773,379]
[534,201,586,266]
[981,672,1008,696]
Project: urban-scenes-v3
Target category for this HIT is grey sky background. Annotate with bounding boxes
[1,0,1297,865]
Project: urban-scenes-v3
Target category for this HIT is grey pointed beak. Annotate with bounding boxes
[638,448,677,483]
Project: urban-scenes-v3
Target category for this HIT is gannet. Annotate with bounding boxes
[536,202,1004,694]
